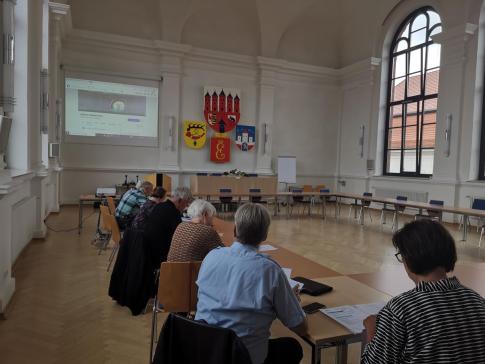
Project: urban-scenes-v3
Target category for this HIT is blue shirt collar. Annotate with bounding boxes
[231,241,258,253]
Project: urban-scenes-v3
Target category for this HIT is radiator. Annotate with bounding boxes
[373,188,428,202]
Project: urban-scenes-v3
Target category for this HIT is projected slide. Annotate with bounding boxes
[65,77,159,146]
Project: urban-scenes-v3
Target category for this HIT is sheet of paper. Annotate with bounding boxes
[259,244,278,252]
[320,302,387,334]
[282,267,303,289]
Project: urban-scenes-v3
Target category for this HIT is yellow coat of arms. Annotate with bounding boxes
[183,121,207,149]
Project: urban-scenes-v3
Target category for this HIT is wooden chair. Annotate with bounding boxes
[150,261,202,362]
[106,196,117,215]
[103,214,122,272]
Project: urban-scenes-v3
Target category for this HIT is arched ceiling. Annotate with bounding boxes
[65,0,481,68]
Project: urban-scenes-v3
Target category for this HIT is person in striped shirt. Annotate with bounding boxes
[362,219,485,364]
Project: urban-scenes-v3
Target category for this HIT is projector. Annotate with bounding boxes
[96,187,117,197]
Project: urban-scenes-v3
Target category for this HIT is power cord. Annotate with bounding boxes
[44,211,97,233]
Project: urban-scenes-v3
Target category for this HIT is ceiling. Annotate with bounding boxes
[63,0,481,68]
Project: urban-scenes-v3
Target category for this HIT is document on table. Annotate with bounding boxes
[320,302,387,334]
[282,268,304,289]
[259,244,277,252]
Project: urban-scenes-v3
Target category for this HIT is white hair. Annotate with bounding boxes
[172,186,193,202]
[235,203,271,246]
[187,199,216,219]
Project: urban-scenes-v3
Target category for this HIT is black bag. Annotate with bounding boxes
[292,276,333,296]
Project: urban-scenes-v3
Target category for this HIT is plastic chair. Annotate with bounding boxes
[380,195,407,230]
[414,200,444,221]
[348,192,372,221]
[218,188,233,215]
[357,192,373,222]
[290,187,310,216]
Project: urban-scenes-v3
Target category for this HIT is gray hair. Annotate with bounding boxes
[187,199,216,219]
[234,203,271,246]
[172,186,193,202]
[140,181,153,192]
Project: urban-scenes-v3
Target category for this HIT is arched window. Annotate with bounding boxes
[384,7,442,176]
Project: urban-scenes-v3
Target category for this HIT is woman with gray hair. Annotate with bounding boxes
[167,199,223,262]
[196,203,307,364]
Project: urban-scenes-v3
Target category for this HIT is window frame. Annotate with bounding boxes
[383,6,441,178]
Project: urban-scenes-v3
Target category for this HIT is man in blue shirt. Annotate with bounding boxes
[196,203,307,364]
[115,181,153,229]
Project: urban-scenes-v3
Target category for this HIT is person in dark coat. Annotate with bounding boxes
[143,187,193,267]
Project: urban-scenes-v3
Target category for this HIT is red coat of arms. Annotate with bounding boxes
[204,87,240,133]
[210,136,231,163]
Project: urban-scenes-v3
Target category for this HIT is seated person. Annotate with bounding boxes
[143,187,192,267]
[115,181,153,229]
[362,220,485,363]
[131,186,166,230]
[195,203,307,364]
[167,199,223,262]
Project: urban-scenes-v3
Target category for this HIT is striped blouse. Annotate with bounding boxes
[361,277,485,364]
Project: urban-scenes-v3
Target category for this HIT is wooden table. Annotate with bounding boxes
[213,218,390,364]
[299,276,391,364]
[334,192,485,241]
[78,194,120,235]
[350,263,485,298]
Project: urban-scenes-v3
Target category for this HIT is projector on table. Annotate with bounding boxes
[96,187,117,197]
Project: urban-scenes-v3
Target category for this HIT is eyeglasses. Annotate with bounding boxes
[395,252,403,263]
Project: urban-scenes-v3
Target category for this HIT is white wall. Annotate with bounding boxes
[336,0,485,223]
[58,30,342,203]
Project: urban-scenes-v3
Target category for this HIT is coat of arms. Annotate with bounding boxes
[235,125,255,151]
[183,121,207,149]
[210,136,231,163]
[203,87,240,133]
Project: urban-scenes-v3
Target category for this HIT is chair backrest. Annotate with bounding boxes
[395,195,408,211]
[302,185,313,193]
[99,205,112,231]
[320,188,330,193]
[219,188,232,203]
[249,188,261,203]
[472,198,485,211]
[427,199,444,217]
[314,184,326,192]
[196,172,208,176]
[362,192,373,206]
[104,214,121,244]
[158,261,202,312]
[106,196,116,215]
[153,313,252,364]
[211,173,223,176]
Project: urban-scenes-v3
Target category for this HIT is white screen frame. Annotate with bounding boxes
[63,71,161,147]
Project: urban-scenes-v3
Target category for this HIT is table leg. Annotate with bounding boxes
[335,197,339,219]
[322,198,326,220]
[287,196,290,218]
[360,205,365,225]
[311,344,321,364]
[462,215,468,241]
[335,343,348,364]
[78,200,83,235]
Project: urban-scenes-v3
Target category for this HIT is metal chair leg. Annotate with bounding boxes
[479,227,484,248]
[107,244,119,272]
[367,208,373,222]
[348,204,353,219]
[391,212,397,231]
